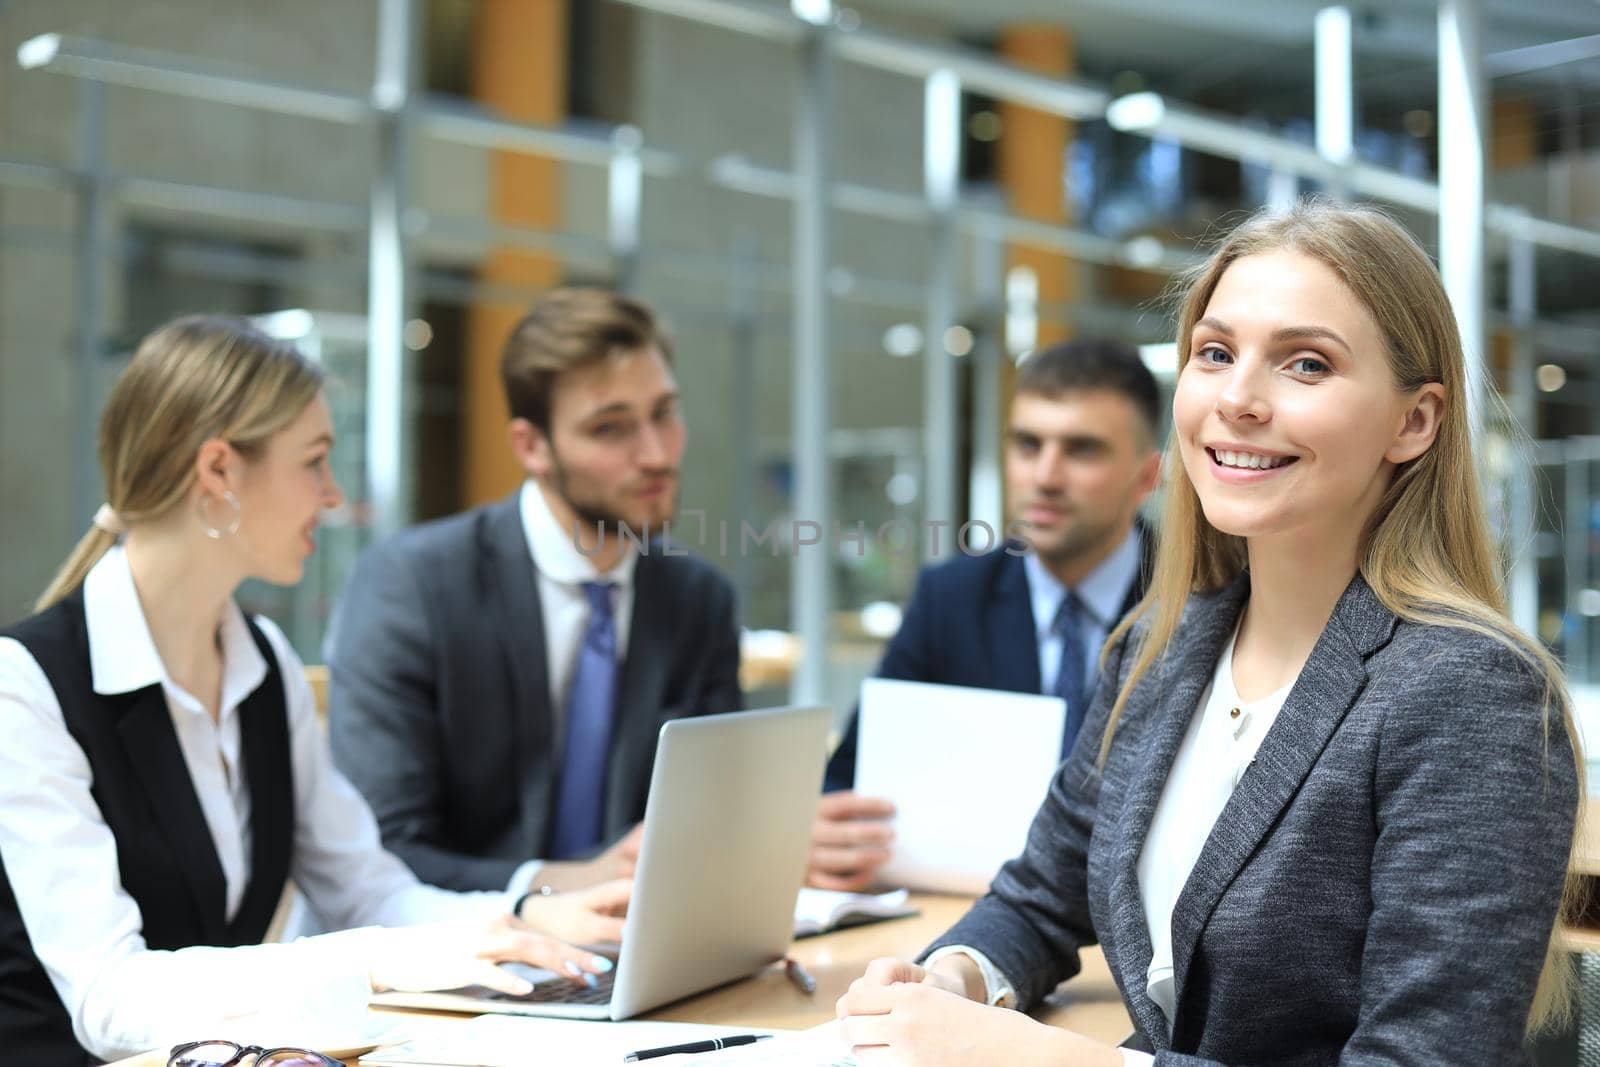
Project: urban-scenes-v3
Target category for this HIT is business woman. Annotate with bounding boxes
[0,316,628,1064]
[836,199,1583,1065]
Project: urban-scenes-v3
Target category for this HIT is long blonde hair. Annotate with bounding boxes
[1103,198,1585,1033]
[36,315,325,613]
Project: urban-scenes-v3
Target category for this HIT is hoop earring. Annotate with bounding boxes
[198,490,242,540]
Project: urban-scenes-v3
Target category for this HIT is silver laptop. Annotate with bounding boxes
[372,704,831,1020]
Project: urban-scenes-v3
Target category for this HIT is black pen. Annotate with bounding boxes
[622,1034,772,1062]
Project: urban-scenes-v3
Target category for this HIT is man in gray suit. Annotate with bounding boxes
[326,288,741,895]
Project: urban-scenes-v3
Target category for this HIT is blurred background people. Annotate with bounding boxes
[814,339,1161,890]
[326,288,742,895]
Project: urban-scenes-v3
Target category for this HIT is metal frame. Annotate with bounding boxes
[1506,230,1539,637]
[922,67,961,545]
[788,0,835,706]
[365,0,415,539]
[72,80,109,535]
[1315,6,1354,169]
[1438,0,1488,448]
[1315,5,1354,204]
[1102,89,1600,258]
[14,0,1600,694]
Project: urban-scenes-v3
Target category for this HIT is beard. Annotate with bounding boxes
[548,450,677,542]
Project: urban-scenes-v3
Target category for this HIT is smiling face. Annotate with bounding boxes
[523,344,685,535]
[1173,249,1440,549]
[234,393,344,585]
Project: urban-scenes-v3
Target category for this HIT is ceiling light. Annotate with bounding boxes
[1536,363,1567,392]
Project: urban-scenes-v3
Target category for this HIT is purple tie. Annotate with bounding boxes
[550,581,619,859]
[1054,590,1089,759]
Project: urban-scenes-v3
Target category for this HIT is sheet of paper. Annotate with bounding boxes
[359,1014,794,1067]
[661,1021,855,1065]
[855,678,1065,894]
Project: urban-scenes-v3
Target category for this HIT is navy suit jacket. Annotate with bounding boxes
[824,528,1150,791]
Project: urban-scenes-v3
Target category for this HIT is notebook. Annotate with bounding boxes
[792,888,917,938]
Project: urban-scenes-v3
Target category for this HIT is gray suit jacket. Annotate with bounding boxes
[325,494,743,892]
[928,573,1577,1065]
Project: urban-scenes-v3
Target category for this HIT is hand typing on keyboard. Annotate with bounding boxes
[491,959,618,1004]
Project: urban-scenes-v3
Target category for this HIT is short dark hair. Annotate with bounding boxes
[1014,338,1161,443]
[501,288,674,434]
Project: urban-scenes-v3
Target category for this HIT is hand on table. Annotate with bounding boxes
[836,957,1120,1067]
[367,912,613,997]
[808,792,895,891]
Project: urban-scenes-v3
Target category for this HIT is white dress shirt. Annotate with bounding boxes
[1132,625,1292,1056]
[1024,526,1142,704]
[519,478,638,731]
[0,546,510,1061]
[506,480,639,890]
[936,622,1296,1066]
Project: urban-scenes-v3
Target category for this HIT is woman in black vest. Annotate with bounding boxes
[0,316,627,1063]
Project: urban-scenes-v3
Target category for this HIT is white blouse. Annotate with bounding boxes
[0,546,509,1061]
[1136,625,1293,1030]
[939,625,1297,1067]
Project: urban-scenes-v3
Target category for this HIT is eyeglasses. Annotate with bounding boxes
[168,1040,342,1066]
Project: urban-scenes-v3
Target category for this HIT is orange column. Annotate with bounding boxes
[998,25,1077,349]
[1491,97,1538,171]
[1488,96,1538,391]
[992,26,1077,521]
[462,0,568,507]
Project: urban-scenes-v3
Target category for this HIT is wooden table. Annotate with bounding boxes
[108,893,1129,1066]
[1556,795,1600,952]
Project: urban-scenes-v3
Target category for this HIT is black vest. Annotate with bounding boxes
[0,591,295,1064]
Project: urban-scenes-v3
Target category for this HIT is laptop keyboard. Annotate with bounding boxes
[491,963,616,1005]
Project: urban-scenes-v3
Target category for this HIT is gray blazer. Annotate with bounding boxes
[929,573,1577,1065]
[325,494,742,892]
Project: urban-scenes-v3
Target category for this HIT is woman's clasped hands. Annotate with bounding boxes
[835,957,1121,1067]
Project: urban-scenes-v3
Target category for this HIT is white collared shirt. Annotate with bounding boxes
[518,479,638,731]
[1024,527,1143,706]
[0,546,509,1061]
[502,481,641,891]
[1137,624,1292,1034]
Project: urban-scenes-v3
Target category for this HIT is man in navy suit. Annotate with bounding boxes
[811,338,1162,890]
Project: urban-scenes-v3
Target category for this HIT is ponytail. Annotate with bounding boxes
[35,525,119,613]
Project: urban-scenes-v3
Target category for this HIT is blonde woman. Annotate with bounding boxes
[0,316,626,1064]
[837,200,1582,1065]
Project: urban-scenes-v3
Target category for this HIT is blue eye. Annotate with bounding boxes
[1195,345,1232,365]
[1290,356,1329,375]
